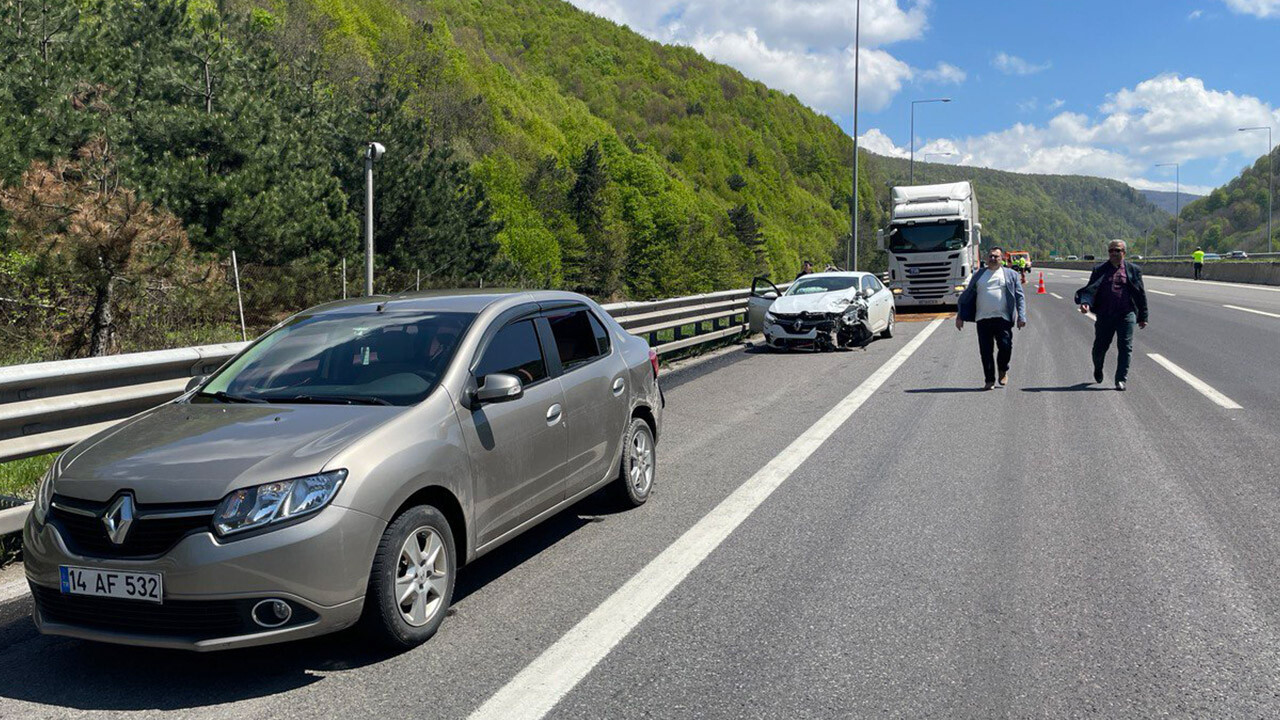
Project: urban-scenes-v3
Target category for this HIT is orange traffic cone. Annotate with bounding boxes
[1036,272,1046,294]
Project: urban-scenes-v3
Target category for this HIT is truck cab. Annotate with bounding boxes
[878,182,981,309]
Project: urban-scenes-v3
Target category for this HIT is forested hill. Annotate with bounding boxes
[1,0,1174,316]
[1167,147,1279,253]
[1141,190,1200,216]
[858,153,1169,258]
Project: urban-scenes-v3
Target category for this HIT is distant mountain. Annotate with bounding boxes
[1140,190,1198,216]
[1166,148,1279,253]
[858,152,1169,259]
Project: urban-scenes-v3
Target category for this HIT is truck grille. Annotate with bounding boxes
[903,261,954,300]
[49,495,216,559]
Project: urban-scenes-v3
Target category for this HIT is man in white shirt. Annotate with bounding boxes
[955,247,1028,390]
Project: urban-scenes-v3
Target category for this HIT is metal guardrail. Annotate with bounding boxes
[0,286,778,468]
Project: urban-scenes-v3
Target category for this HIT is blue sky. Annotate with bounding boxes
[569,0,1280,195]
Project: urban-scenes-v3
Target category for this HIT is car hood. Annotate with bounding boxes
[771,290,859,316]
[56,402,397,504]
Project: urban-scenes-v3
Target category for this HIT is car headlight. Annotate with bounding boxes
[32,464,56,526]
[213,469,347,537]
[763,312,777,326]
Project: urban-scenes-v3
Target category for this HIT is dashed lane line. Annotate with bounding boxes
[1048,269,1280,294]
[1148,353,1242,410]
[468,319,947,720]
[1148,289,1176,297]
[1049,292,1063,299]
[1223,304,1280,319]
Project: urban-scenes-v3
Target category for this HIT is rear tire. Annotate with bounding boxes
[361,505,456,650]
[880,310,896,339]
[615,418,656,507]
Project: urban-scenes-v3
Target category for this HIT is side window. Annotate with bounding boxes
[587,311,611,356]
[547,309,606,371]
[475,321,547,385]
[867,275,884,292]
[860,276,875,294]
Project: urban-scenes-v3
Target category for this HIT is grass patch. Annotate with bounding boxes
[0,454,55,501]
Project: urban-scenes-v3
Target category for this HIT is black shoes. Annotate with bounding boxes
[983,381,995,391]
[1116,381,1126,391]
[1094,367,1104,384]
[998,373,1009,387]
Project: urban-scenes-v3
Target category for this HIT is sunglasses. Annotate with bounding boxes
[1108,249,1124,254]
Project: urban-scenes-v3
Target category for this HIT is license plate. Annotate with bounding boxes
[917,299,941,304]
[60,566,163,604]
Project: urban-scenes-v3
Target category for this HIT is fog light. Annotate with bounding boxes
[954,285,966,291]
[892,288,904,295]
[252,599,293,628]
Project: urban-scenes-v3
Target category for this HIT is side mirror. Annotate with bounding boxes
[474,373,524,404]
[185,375,207,393]
[876,229,885,250]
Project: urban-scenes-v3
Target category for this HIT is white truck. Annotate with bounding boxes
[877,181,982,309]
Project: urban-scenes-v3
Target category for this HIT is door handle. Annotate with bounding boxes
[546,404,562,426]
[612,377,626,396]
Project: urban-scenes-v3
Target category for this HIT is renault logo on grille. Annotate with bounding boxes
[906,267,921,276]
[103,494,135,545]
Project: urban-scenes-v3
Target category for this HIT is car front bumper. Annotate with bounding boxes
[23,504,384,651]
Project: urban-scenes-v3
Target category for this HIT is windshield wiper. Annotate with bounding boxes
[262,394,394,406]
[195,390,266,404]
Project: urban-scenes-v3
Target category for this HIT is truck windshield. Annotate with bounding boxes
[888,221,967,253]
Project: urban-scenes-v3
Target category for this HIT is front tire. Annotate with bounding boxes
[361,505,456,650]
[615,418,656,507]
[880,310,896,339]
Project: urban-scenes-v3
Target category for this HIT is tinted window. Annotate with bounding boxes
[476,321,547,385]
[587,312,611,356]
[548,309,606,370]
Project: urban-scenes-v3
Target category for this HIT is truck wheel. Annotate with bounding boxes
[361,505,456,650]
[880,310,896,338]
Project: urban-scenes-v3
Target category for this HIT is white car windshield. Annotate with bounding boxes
[787,277,859,295]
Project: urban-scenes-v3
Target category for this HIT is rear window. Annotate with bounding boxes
[548,309,609,370]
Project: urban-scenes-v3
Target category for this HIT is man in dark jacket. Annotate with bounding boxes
[1075,239,1149,391]
[956,247,1028,390]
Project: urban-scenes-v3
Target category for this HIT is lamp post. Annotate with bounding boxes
[1156,162,1180,256]
[1240,126,1274,253]
[910,98,950,183]
[849,0,862,271]
[363,141,381,295]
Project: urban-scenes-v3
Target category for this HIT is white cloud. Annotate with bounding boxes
[567,1,956,116]
[1219,0,1280,17]
[993,52,1051,76]
[921,62,966,84]
[859,128,908,158]
[1048,98,1066,111]
[890,74,1278,191]
[1188,9,1204,19]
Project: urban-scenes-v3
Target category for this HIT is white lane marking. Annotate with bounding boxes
[1049,292,1063,299]
[469,320,946,720]
[1223,304,1280,319]
[1084,311,1097,322]
[1148,289,1176,297]
[1049,269,1280,294]
[0,578,28,604]
[1148,353,1242,410]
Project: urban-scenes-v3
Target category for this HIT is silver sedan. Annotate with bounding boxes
[24,290,662,651]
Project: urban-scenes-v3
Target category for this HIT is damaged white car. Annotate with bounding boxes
[747,272,896,351]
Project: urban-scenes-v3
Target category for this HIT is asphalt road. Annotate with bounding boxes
[2,269,1279,718]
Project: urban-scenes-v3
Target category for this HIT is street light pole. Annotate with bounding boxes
[910,98,951,184]
[850,0,861,271]
[1240,126,1274,253]
[1156,162,1180,256]
[364,142,385,296]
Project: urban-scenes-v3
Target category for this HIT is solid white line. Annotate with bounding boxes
[1148,289,1176,297]
[1049,292,1063,299]
[0,578,28,604]
[469,319,947,720]
[1223,304,1280,319]
[1148,353,1242,410]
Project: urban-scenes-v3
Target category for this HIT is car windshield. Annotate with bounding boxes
[787,276,859,295]
[888,221,968,253]
[195,311,475,406]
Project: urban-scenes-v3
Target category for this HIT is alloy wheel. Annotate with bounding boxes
[395,526,449,627]
[629,428,654,495]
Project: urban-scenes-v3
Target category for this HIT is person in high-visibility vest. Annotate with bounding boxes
[1192,247,1205,280]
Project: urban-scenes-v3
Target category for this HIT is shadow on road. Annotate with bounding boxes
[904,387,989,394]
[0,487,630,712]
[1020,383,1111,392]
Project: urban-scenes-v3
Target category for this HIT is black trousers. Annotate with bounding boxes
[1194,262,1203,280]
[976,318,1014,383]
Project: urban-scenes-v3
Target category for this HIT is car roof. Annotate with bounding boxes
[795,271,872,280]
[302,289,595,316]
